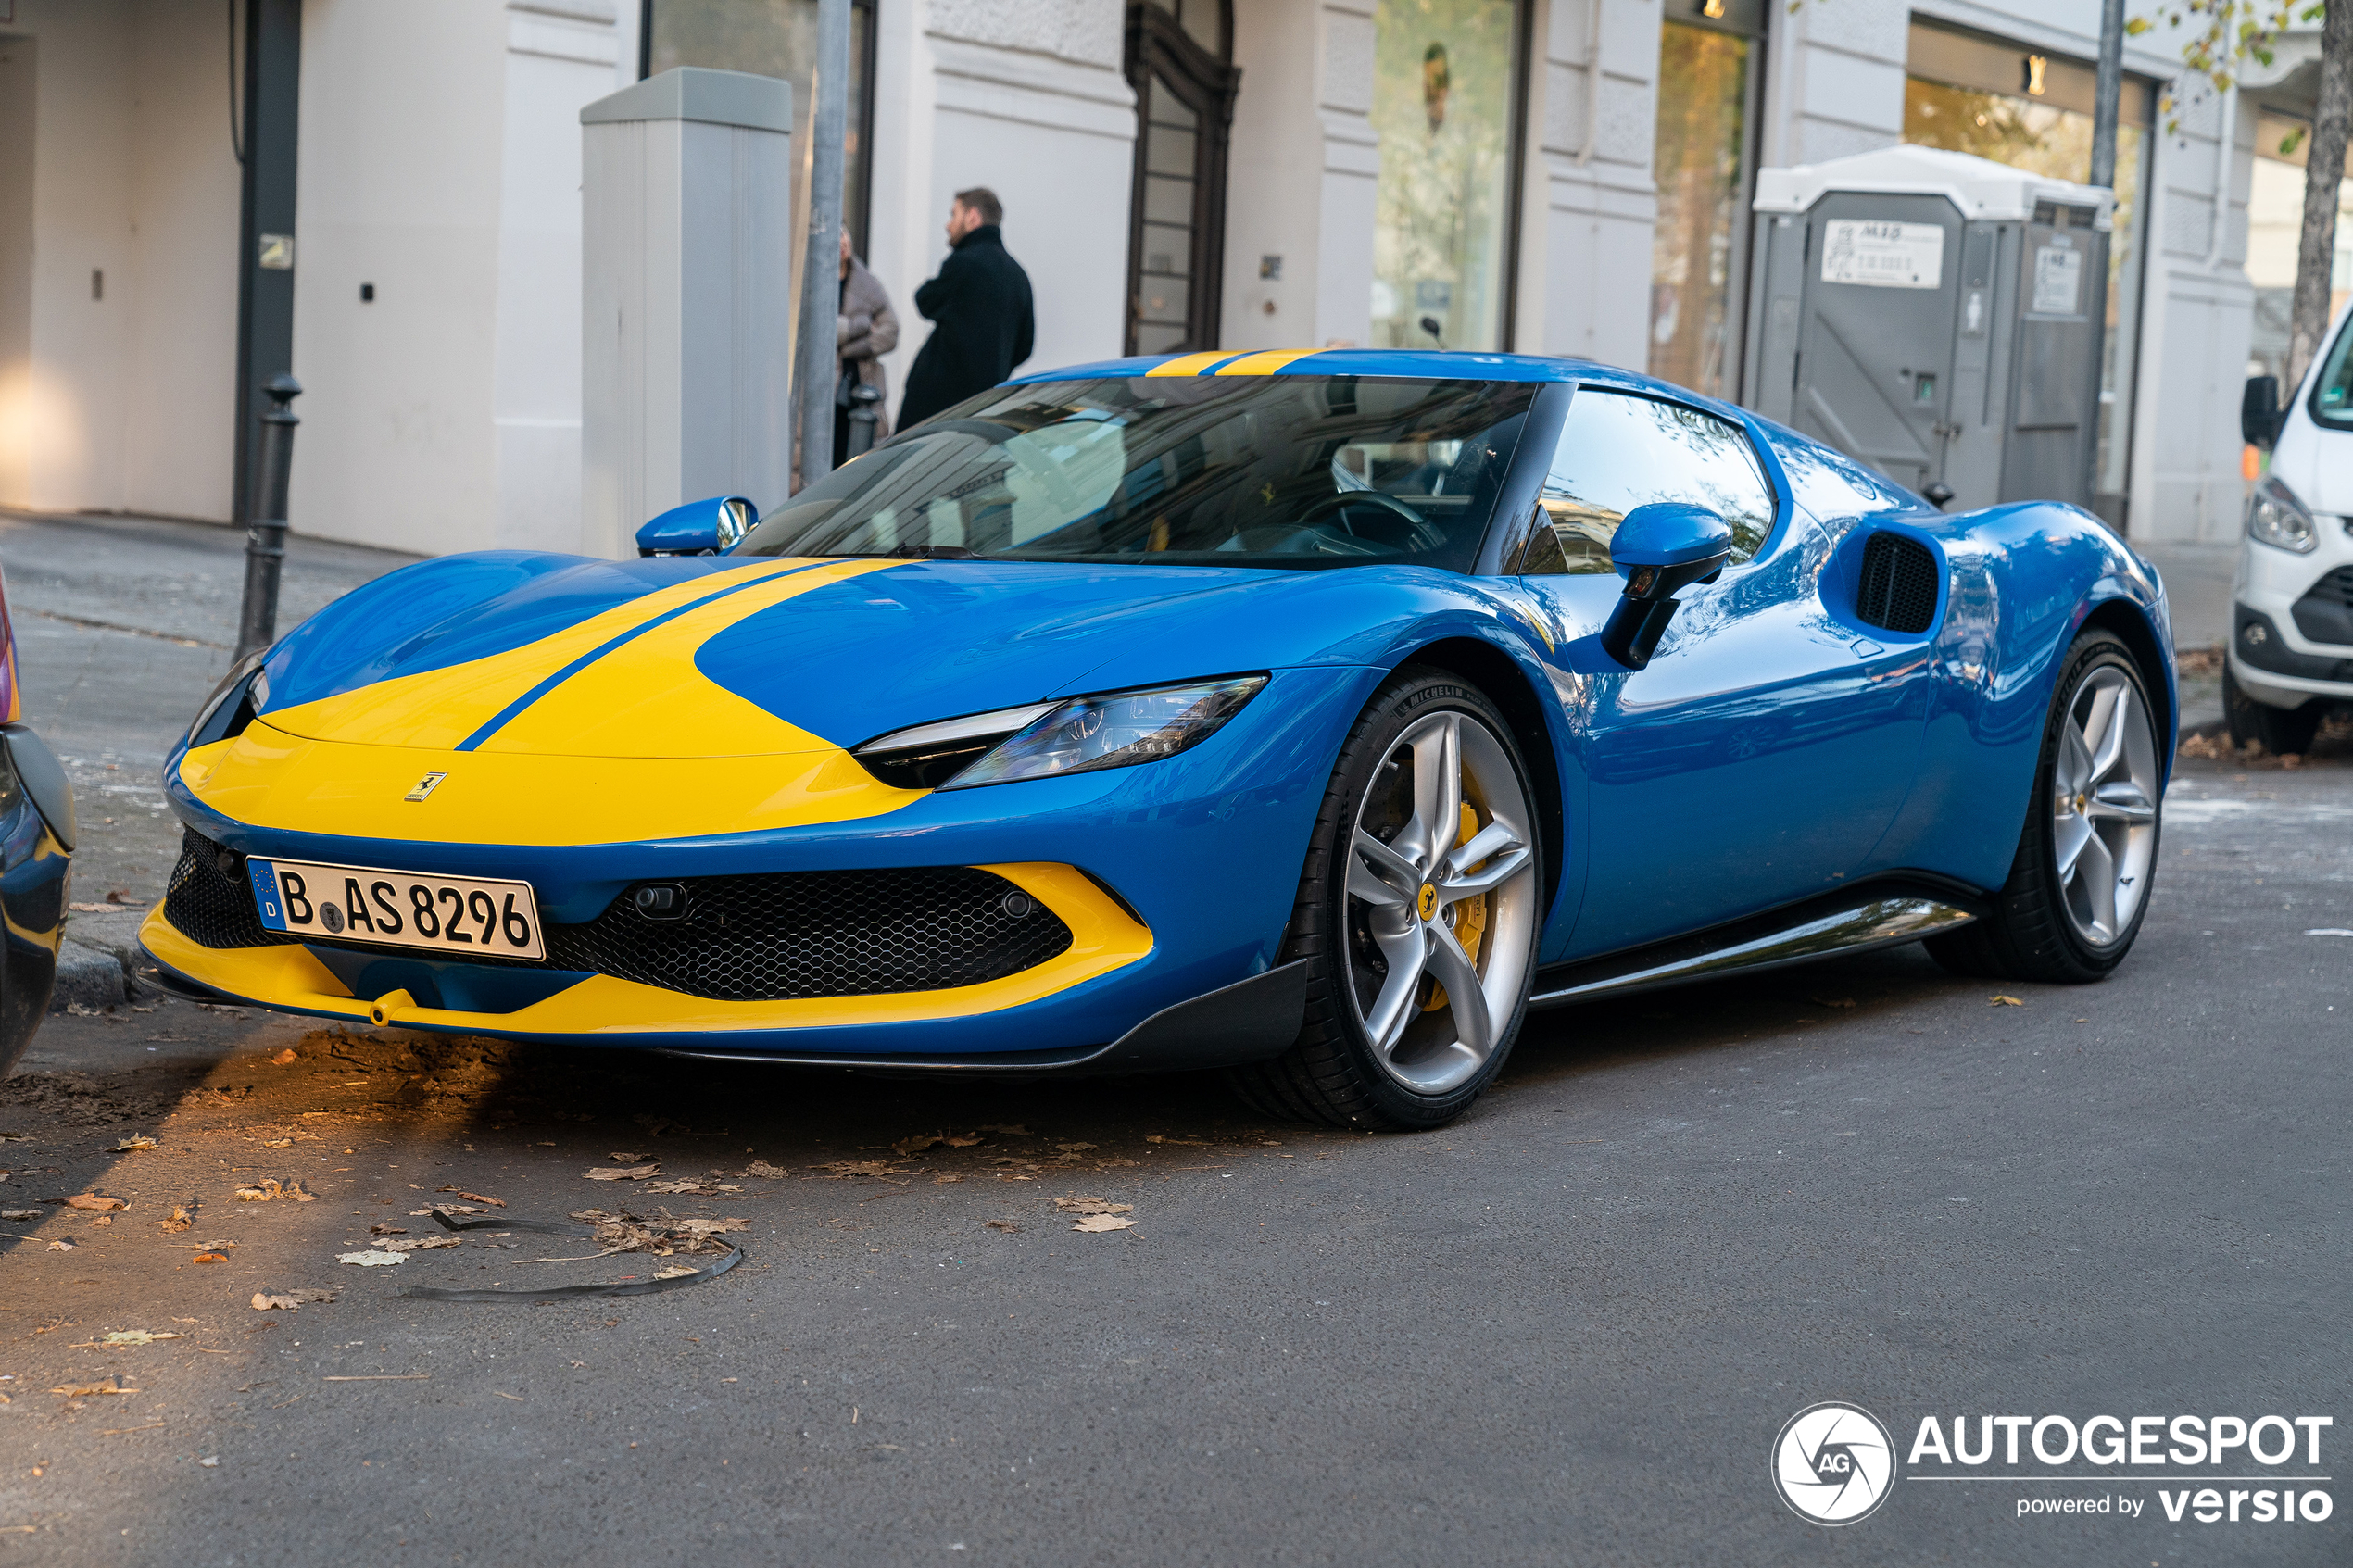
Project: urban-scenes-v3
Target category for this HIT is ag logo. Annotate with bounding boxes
[1771,1401,1896,1524]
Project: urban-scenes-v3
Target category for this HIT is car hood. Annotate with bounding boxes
[251,552,1427,759]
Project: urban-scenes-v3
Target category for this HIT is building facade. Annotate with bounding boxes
[0,0,2341,554]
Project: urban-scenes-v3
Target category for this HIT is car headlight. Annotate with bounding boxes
[855,674,1267,791]
[2246,475,2317,553]
[187,646,271,748]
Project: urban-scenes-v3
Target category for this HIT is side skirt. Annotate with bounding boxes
[1529,879,1982,1009]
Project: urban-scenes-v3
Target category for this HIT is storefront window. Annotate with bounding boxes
[2245,108,2353,385]
[644,0,877,254]
[1903,21,2151,510]
[1650,16,1756,399]
[1369,0,1523,352]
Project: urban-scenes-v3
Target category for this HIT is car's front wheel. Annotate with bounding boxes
[1926,630,2161,983]
[1229,668,1542,1130]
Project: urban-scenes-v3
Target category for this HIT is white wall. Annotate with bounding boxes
[0,0,241,522]
[877,0,1135,401]
[1221,0,1327,350]
[290,0,623,558]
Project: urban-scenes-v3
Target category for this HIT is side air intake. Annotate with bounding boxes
[1856,532,1939,634]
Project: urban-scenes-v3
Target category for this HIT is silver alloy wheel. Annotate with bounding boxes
[1343,709,1540,1094]
[2051,664,2159,947]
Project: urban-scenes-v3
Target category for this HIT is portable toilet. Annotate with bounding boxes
[1741,144,2112,510]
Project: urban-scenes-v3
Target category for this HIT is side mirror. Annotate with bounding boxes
[2242,374,2283,451]
[635,495,754,558]
[1600,502,1733,671]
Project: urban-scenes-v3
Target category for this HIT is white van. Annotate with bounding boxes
[2233,298,2353,754]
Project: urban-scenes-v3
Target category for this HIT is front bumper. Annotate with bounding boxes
[143,664,1365,1062]
[2233,526,2353,707]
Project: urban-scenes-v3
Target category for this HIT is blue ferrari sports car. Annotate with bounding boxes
[146,348,2172,1128]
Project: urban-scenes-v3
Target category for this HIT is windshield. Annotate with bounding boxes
[2313,310,2353,431]
[736,375,1538,571]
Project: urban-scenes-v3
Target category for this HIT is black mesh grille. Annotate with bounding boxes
[2291,567,2353,646]
[1856,532,1940,634]
[164,829,301,952]
[161,828,1076,1002]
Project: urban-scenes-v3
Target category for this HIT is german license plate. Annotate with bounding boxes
[247,859,546,961]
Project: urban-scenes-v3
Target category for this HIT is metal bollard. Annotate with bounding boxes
[233,374,302,660]
[844,383,883,459]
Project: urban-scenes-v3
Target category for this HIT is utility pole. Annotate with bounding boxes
[234,375,302,660]
[2082,0,2126,520]
[792,0,852,492]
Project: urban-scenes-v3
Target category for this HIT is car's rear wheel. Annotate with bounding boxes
[2223,664,2325,757]
[1227,668,1542,1130]
[1926,630,2160,983]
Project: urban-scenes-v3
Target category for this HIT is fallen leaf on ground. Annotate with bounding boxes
[2,1208,38,1221]
[47,1238,73,1251]
[192,1252,228,1264]
[652,1265,698,1279]
[934,1173,963,1185]
[110,1135,159,1152]
[51,1378,137,1396]
[606,1151,650,1164]
[985,1219,1019,1233]
[261,1137,292,1148]
[156,1205,195,1233]
[894,1132,984,1155]
[1072,1214,1136,1233]
[337,1249,405,1267]
[1055,1142,1097,1153]
[436,1186,504,1207]
[375,1236,459,1252]
[1144,1135,1208,1147]
[821,1160,918,1180]
[746,1160,788,1179]
[368,1223,406,1236]
[667,1217,747,1240]
[646,1179,721,1195]
[65,1193,128,1212]
[270,1048,297,1065]
[99,1331,181,1346]
[1990,995,2023,1007]
[1052,1195,1134,1216]
[585,1164,660,1182]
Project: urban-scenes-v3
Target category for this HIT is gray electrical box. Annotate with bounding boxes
[1743,145,2112,510]
[581,69,795,559]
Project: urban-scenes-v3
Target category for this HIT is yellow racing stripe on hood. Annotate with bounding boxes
[259,558,888,756]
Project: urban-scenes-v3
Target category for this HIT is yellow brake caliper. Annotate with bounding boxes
[1424,800,1489,1012]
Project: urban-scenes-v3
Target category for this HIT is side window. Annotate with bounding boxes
[1519,391,1776,573]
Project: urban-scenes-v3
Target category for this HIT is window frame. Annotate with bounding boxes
[1495,383,1789,579]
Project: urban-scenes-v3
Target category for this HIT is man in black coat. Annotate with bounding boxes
[897,187,1035,429]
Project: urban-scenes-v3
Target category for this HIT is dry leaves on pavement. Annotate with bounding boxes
[436,1186,504,1207]
[269,1047,297,1064]
[1990,995,2023,1007]
[647,1178,741,1196]
[1052,1196,1133,1216]
[192,1252,229,1264]
[156,1205,195,1233]
[746,1160,788,1179]
[369,1223,406,1236]
[893,1132,982,1156]
[1145,1135,1209,1147]
[51,1378,137,1397]
[984,1219,1019,1233]
[233,1179,316,1203]
[109,1135,158,1152]
[571,1209,746,1257]
[1072,1214,1136,1233]
[2,1208,38,1221]
[250,1289,335,1311]
[64,1194,128,1212]
[337,1249,405,1267]
[374,1236,459,1252]
[584,1164,661,1182]
[820,1160,919,1181]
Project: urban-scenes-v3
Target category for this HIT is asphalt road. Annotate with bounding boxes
[0,512,2344,1566]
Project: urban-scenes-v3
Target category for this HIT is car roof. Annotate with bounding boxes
[1005,348,1675,396]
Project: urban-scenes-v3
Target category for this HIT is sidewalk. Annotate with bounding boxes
[0,508,421,1007]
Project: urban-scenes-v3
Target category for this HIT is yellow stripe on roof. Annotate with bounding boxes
[1212,348,1324,376]
[1145,351,1233,377]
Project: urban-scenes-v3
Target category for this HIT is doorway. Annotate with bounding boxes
[1124,0,1239,356]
